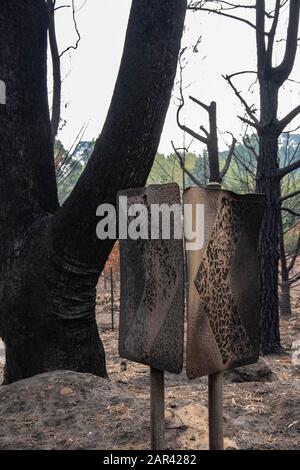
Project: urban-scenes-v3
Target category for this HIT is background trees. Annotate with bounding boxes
[186,0,300,353]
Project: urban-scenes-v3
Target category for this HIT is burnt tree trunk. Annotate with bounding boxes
[254,0,300,353]
[256,117,282,352]
[0,0,186,384]
[279,281,292,317]
[207,101,221,183]
[279,215,292,317]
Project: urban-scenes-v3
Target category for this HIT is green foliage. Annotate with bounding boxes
[147,152,199,189]
[56,140,95,204]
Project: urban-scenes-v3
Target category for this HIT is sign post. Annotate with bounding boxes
[150,367,165,450]
[208,372,224,450]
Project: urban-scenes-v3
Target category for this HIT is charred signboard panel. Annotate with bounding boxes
[184,187,265,379]
[118,183,184,374]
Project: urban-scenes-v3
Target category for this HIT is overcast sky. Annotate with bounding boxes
[49,0,300,155]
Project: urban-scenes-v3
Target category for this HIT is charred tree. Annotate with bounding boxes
[0,0,186,383]
[255,0,300,352]
[175,92,236,184]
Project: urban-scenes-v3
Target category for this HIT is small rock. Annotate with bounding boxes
[60,387,75,396]
[224,358,274,383]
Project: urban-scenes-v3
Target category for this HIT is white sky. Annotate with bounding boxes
[49,0,300,155]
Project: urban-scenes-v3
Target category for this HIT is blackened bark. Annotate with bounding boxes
[255,0,300,353]
[256,74,282,353]
[207,101,221,183]
[256,124,282,353]
[0,0,103,384]
[279,281,292,317]
[0,0,59,239]
[0,0,186,383]
[279,216,292,317]
[47,0,62,142]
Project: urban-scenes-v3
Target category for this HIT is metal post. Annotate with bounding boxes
[208,371,224,450]
[205,183,223,450]
[150,367,165,450]
[110,267,114,331]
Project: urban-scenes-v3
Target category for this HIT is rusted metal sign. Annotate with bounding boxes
[184,187,265,379]
[118,183,184,374]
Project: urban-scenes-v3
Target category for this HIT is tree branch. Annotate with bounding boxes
[189,1,257,11]
[280,189,300,202]
[200,125,209,137]
[176,67,208,145]
[189,95,210,111]
[232,146,256,179]
[59,0,81,58]
[171,141,202,187]
[284,219,300,235]
[278,105,300,132]
[281,207,300,217]
[266,0,281,69]
[291,273,300,284]
[220,133,236,178]
[238,116,259,128]
[279,159,300,178]
[223,74,260,126]
[243,135,258,160]
[47,0,61,142]
[223,70,257,80]
[256,0,266,75]
[272,0,300,83]
[54,5,70,12]
[177,109,208,144]
[187,3,258,30]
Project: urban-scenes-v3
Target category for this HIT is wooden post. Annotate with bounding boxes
[150,367,165,450]
[208,371,224,450]
[110,267,114,331]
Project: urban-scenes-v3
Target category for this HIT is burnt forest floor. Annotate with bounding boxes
[0,276,299,450]
[96,277,300,450]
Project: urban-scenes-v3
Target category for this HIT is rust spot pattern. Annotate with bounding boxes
[194,198,255,364]
[185,188,265,379]
[118,183,184,374]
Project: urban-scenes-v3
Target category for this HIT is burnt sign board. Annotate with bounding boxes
[184,187,265,379]
[118,183,184,374]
